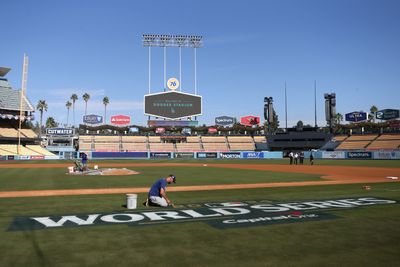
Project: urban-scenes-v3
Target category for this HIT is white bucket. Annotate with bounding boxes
[126,194,138,209]
[68,166,74,173]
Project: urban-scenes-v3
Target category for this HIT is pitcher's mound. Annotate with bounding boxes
[96,168,140,176]
[68,168,139,176]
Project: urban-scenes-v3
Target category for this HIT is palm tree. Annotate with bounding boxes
[82,93,90,116]
[103,96,109,124]
[36,100,48,138]
[46,117,58,128]
[335,113,343,124]
[70,94,78,127]
[369,105,378,122]
[66,101,72,127]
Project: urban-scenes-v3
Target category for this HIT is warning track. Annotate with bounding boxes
[0,163,399,198]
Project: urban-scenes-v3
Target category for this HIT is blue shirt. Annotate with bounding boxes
[148,178,167,197]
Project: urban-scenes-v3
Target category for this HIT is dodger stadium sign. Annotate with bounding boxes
[8,197,396,231]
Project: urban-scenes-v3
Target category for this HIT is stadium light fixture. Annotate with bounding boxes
[142,34,203,48]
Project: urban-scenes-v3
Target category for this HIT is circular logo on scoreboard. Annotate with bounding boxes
[167,77,180,90]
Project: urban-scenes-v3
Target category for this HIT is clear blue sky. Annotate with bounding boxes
[1,0,399,127]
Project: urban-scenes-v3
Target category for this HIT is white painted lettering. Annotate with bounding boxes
[180,209,221,218]
[32,214,100,228]
[101,214,145,223]
[251,204,289,212]
[210,208,251,216]
[142,211,189,221]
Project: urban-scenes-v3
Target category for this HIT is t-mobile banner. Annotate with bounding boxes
[242,151,264,159]
[220,152,241,159]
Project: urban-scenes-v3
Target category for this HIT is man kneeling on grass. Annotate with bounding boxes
[143,174,176,208]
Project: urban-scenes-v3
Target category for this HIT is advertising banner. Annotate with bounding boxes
[208,128,217,134]
[174,152,195,159]
[376,109,400,120]
[345,112,367,122]
[83,114,103,124]
[111,115,131,125]
[215,116,236,126]
[242,151,264,159]
[240,116,260,126]
[150,152,171,158]
[7,155,15,160]
[144,91,202,120]
[155,127,166,134]
[373,151,400,160]
[46,128,75,136]
[347,151,372,159]
[129,127,139,133]
[220,152,241,159]
[0,156,6,161]
[19,155,31,160]
[30,155,45,160]
[182,128,192,135]
[322,151,346,159]
[197,152,218,159]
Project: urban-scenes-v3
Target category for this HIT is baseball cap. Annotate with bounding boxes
[169,174,176,183]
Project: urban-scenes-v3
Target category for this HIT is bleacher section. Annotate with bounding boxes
[78,134,263,153]
[176,142,203,152]
[333,134,400,151]
[0,144,55,156]
[227,136,255,151]
[335,134,377,150]
[366,134,400,150]
[149,142,175,152]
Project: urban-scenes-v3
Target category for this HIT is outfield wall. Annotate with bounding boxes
[89,151,284,160]
[304,151,400,160]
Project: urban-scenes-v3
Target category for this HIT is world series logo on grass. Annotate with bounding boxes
[8,197,396,231]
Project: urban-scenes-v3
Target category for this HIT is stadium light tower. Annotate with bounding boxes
[142,34,203,94]
[324,93,336,133]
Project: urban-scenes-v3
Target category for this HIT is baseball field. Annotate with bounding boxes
[0,159,399,267]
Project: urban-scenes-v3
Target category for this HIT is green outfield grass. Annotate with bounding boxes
[0,160,399,267]
[0,166,322,191]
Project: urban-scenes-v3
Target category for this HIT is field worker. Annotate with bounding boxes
[143,174,176,208]
[81,152,88,169]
